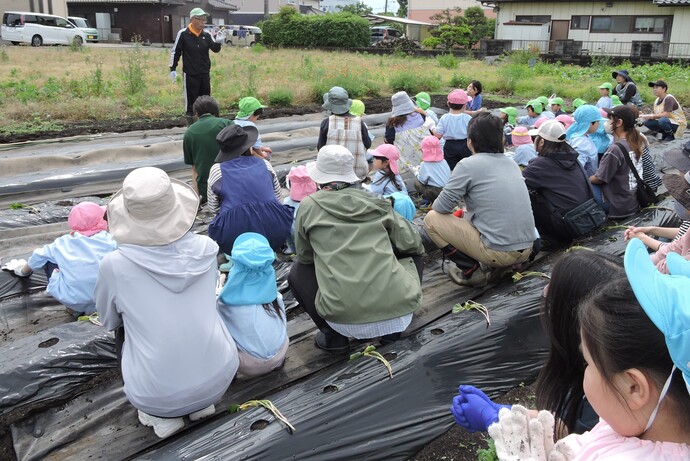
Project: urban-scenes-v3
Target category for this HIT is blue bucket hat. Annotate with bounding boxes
[566,105,606,140]
[624,238,690,395]
[385,191,415,222]
[219,232,277,305]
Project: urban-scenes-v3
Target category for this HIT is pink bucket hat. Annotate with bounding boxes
[68,201,108,236]
[511,126,533,146]
[555,114,575,129]
[287,165,317,202]
[370,144,401,175]
[421,136,443,162]
[448,89,472,105]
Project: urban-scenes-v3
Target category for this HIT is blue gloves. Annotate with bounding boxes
[450,385,511,432]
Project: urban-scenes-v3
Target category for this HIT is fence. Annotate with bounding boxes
[481,39,690,60]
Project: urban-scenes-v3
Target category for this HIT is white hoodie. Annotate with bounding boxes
[95,232,238,418]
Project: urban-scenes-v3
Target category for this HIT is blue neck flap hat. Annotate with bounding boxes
[625,238,690,396]
[566,105,606,141]
[385,191,415,222]
[220,232,277,305]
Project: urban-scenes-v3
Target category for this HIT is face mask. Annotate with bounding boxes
[604,120,614,134]
[643,365,676,432]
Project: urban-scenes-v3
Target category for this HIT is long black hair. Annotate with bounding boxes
[535,251,624,434]
[262,298,283,318]
[536,137,578,158]
[372,157,403,191]
[580,277,690,429]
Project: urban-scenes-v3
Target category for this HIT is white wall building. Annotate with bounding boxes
[320,0,359,13]
[481,0,690,57]
[408,0,494,23]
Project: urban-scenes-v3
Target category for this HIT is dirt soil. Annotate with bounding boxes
[0,96,508,144]
[409,383,537,461]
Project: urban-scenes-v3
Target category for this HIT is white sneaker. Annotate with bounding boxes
[137,410,184,439]
[189,404,215,422]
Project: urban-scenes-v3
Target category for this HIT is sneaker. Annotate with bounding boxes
[189,404,215,422]
[138,411,184,439]
[282,244,296,255]
[447,265,488,287]
[661,132,675,142]
[314,331,349,353]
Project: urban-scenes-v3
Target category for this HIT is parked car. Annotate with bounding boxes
[1,11,86,46]
[223,25,261,47]
[68,16,98,42]
[370,26,403,45]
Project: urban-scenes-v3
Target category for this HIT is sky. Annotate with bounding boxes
[361,0,400,15]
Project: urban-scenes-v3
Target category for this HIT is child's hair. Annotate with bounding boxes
[469,80,482,94]
[535,136,578,158]
[448,102,465,111]
[387,115,408,128]
[193,95,220,117]
[467,112,503,154]
[579,277,690,428]
[536,251,624,433]
[262,299,282,318]
[372,157,403,191]
[252,107,264,118]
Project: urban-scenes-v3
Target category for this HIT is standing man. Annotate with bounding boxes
[170,8,222,119]
[639,80,686,142]
[183,95,232,204]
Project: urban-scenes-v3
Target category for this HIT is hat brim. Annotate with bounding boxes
[306,160,360,185]
[664,148,690,173]
[322,97,353,115]
[107,178,199,245]
[215,126,259,163]
[624,238,667,331]
[663,173,690,210]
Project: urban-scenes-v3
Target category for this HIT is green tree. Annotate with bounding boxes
[338,2,373,16]
[397,0,408,18]
[464,6,493,47]
[429,8,471,49]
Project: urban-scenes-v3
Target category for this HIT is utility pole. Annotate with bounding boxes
[264,0,269,19]
[384,0,388,14]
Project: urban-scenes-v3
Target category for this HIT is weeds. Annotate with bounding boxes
[349,345,393,379]
[0,47,8,63]
[120,35,147,95]
[244,63,258,97]
[267,88,294,107]
[437,53,458,69]
[229,400,295,433]
[388,71,441,94]
[476,438,499,461]
[90,61,107,97]
[252,43,266,53]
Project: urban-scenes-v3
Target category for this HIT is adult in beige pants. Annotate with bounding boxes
[423,113,537,287]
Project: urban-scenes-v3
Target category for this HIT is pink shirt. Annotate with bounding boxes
[560,421,690,460]
[651,229,690,274]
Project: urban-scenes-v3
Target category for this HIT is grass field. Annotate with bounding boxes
[0,43,688,135]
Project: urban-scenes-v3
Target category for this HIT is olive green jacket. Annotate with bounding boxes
[295,188,423,324]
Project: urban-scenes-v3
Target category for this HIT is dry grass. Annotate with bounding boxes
[1,44,688,134]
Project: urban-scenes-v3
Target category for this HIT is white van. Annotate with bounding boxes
[1,11,87,46]
[223,25,261,47]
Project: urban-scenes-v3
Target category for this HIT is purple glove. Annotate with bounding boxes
[450,385,511,433]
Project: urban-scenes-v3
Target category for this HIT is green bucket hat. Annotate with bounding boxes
[526,99,543,114]
[190,7,209,18]
[236,97,266,119]
[350,99,365,117]
[611,95,622,106]
[414,92,432,110]
[598,82,613,91]
[500,107,518,126]
[536,96,550,108]
[549,97,565,107]
[572,98,586,110]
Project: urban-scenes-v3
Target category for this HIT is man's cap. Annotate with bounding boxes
[190,8,209,18]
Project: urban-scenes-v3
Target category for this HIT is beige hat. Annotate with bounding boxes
[306,145,360,184]
[107,167,199,245]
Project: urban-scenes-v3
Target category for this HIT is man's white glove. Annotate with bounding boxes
[488,405,574,461]
[214,31,226,44]
[170,71,177,83]
[2,259,30,277]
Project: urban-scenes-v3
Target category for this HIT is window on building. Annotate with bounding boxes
[571,16,590,30]
[590,15,670,33]
[515,15,551,24]
[634,16,669,33]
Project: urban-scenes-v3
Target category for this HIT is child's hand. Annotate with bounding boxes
[624,226,651,241]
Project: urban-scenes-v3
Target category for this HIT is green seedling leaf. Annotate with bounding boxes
[452,300,491,327]
[9,203,26,210]
[349,352,363,361]
[229,404,241,413]
[566,245,594,252]
[230,400,295,433]
[512,271,550,283]
[364,345,376,353]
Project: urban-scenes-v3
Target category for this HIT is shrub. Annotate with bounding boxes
[449,74,471,88]
[422,37,442,50]
[262,11,369,48]
[388,71,441,94]
[437,54,458,69]
[267,88,294,107]
[310,70,381,102]
[252,43,266,53]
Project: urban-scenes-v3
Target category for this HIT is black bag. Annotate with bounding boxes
[562,199,607,237]
[618,142,658,208]
[540,161,607,238]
